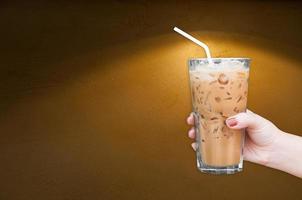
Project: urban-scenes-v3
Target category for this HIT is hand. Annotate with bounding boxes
[187,110,302,178]
[187,110,281,166]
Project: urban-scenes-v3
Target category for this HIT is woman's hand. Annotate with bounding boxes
[187,110,302,178]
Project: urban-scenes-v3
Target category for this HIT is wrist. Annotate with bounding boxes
[265,129,288,168]
[266,130,302,178]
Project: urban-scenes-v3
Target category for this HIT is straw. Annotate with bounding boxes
[173,27,213,63]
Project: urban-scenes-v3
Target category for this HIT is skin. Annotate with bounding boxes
[187,110,302,178]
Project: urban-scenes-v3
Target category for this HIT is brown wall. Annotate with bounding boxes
[0,1,302,199]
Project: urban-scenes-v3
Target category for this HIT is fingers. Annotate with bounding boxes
[188,127,195,139]
[187,113,196,151]
[186,113,195,125]
[225,111,266,131]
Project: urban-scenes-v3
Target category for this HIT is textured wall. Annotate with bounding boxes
[0,1,302,199]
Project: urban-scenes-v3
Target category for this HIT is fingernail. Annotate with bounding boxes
[188,127,194,137]
[191,143,197,151]
[226,118,238,127]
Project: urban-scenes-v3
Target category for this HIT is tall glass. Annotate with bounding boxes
[188,58,250,174]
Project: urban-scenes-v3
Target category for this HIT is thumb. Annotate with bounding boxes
[225,110,266,131]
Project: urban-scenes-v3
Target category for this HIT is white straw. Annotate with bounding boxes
[173,27,213,63]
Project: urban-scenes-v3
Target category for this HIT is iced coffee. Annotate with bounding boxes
[189,58,250,174]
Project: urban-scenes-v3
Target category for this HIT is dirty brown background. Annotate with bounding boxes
[0,0,302,199]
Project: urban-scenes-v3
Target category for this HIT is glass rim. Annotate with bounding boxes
[189,57,251,61]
